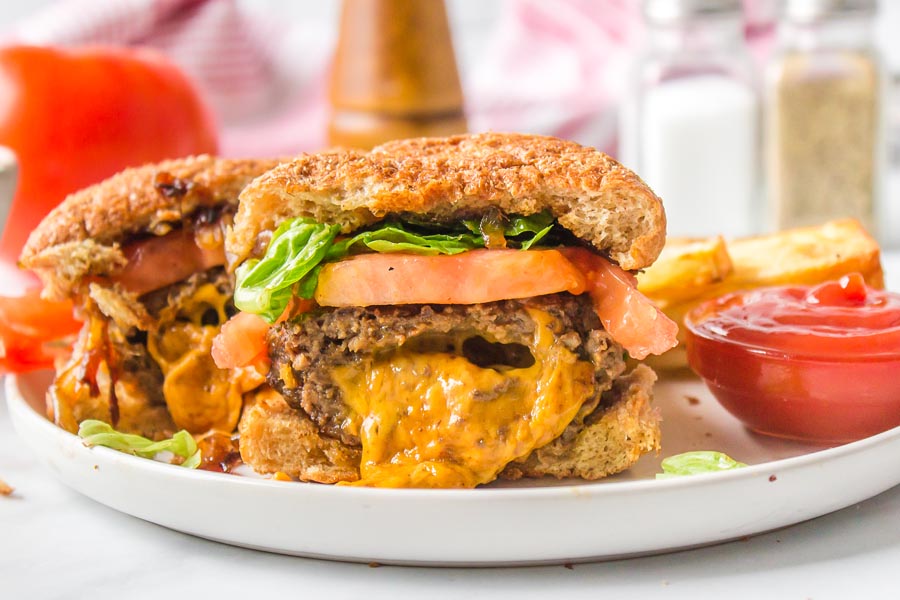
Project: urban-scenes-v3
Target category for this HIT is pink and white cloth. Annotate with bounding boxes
[3,0,775,158]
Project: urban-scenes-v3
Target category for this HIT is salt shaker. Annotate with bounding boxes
[765,0,883,232]
[620,0,760,237]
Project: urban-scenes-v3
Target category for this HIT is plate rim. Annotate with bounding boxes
[8,371,900,499]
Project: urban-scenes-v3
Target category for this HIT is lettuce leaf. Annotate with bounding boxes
[462,212,555,249]
[78,420,201,468]
[328,222,482,258]
[656,451,746,479]
[234,219,341,321]
[508,214,555,250]
[234,212,558,322]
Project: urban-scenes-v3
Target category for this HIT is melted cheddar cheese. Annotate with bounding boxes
[331,308,595,488]
[148,283,264,434]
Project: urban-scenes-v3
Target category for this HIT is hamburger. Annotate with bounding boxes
[216,133,677,488]
[19,156,279,440]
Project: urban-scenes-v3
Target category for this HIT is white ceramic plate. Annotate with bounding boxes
[8,370,900,566]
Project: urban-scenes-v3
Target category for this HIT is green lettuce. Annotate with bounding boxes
[235,212,557,322]
[234,219,341,322]
[493,212,554,249]
[328,222,482,257]
[78,420,201,468]
[656,451,747,479]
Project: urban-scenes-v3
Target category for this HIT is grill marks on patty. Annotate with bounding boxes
[267,293,626,447]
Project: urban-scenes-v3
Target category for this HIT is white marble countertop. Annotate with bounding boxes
[3,253,899,600]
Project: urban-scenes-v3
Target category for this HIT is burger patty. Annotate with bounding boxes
[268,293,626,447]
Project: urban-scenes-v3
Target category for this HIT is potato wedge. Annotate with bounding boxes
[723,219,883,290]
[637,236,733,307]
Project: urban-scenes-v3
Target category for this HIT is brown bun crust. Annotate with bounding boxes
[501,365,660,480]
[238,387,362,484]
[229,133,666,270]
[19,155,281,299]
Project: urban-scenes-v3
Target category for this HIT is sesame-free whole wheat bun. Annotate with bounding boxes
[226,133,672,488]
[229,133,666,271]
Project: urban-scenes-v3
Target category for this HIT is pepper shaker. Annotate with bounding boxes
[328,0,467,150]
[765,0,884,232]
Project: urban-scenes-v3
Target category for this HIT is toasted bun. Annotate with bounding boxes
[229,133,666,271]
[237,367,660,484]
[20,156,281,299]
[501,365,659,480]
[238,387,362,484]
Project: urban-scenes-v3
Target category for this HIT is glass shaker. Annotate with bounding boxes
[765,0,883,233]
[620,0,760,238]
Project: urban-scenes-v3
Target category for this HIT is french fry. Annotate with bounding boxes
[723,219,883,290]
[637,236,733,307]
[640,219,884,370]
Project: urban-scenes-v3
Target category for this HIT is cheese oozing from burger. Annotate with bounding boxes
[331,308,594,488]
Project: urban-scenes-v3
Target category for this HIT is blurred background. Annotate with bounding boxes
[0,0,896,252]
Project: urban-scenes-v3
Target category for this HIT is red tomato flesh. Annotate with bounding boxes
[316,248,676,361]
[0,45,218,268]
[219,248,678,369]
[0,45,219,369]
[211,311,270,370]
[0,289,81,373]
[112,228,226,296]
[560,247,678,360]
[685,273,900,443]
[315,249,588,306]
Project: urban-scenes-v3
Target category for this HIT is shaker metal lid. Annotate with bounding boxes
[642,0,743,23]
[783,0,877,22]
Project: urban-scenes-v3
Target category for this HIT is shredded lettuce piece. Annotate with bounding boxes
[656,451,747,479]
[234,212,557,322]
[78,420,200,468]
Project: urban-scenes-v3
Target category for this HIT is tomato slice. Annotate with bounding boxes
[211,311,270,370]
[315,247,677,360]
[315,249,587,307]
[112,228,226,296]
[558,248,678,360]
[0,289,82,373]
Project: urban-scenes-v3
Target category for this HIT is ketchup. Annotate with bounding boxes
[690,273,900,359]
[685,273,900,443]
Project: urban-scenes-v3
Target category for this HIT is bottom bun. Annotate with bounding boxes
[238,387,362,484]
[500,364,660,480]
[238,365,660,486]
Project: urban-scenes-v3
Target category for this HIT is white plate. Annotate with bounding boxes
[8,370,900,566]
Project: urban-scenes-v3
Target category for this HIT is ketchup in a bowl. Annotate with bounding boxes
[685,274,900,444]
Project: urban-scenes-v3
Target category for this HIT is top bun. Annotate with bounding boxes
[229,133,666,271]
[20,155,281,299]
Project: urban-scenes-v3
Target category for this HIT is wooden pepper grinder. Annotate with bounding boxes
[328,0,467,149]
